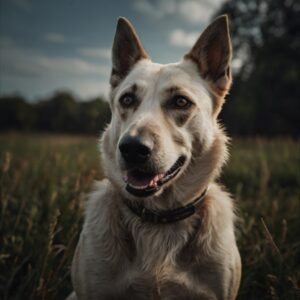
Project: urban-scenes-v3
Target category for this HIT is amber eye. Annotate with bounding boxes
[119,94,136,108]
[173,96,192,109]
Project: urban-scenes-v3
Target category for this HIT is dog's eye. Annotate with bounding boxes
[119,94,136,108]
[173,96,192,109]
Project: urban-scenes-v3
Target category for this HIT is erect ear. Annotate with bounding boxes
[184,15,232,98]
[110,17,149,88]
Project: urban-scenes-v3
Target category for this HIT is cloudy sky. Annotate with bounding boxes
[0,0,226,100]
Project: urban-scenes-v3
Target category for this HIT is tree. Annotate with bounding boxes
[216,0,300,136]
[0,95,36,131]
[36,92,77,132]
[0,92,111,134]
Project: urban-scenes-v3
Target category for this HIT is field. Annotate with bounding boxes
[0,133,299,300]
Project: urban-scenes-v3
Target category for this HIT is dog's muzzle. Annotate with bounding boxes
[119,135,187,197]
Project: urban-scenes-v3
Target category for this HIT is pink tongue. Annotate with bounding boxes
[126,172,159,188]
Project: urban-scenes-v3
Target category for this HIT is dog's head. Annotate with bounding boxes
[101,16,232,202]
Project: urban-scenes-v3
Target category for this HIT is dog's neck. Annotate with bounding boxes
[125,187,208,224]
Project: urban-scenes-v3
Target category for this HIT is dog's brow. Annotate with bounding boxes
[124,83,138,94]
[163,86,186,97]
[131,83,138,94]
[162,86,194,105]
[121,83,145,99]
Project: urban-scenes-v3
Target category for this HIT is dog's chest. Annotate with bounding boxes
[113,259,198,300]
[104,232,207,299]
[104,215,205,298]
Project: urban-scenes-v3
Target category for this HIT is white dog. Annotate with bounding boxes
[67,15,241,300]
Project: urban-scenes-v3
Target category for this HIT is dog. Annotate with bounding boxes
[67,15,241,300]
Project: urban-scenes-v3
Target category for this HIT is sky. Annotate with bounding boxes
[0,0,226,101]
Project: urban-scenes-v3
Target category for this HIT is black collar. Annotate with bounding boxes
[125,188,208,224]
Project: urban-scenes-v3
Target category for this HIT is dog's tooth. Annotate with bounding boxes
[128,183,147,190]
[157,174,164,185]
[157,174,163,181]
[155,175,161,183]
[149,176,159,187]
[149,176,157,187]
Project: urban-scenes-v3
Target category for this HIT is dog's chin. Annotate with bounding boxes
[123,155,187,198]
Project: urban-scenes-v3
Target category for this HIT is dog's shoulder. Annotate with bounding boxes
[208,183,235,220]
[83,179,115,232]
[194,183,237,257]
[205,183,237,237]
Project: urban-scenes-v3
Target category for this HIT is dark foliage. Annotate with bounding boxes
[0,92,111,134]
[216,0,300,136]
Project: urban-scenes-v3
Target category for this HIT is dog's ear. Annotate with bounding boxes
[185,15,232,98]
[110,17,149,88]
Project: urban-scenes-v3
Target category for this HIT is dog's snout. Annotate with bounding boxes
[119,135,153,164]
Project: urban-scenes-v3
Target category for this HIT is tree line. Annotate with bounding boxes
[0,0,299,137]
[0,92,111,134]
[0,82,297,136]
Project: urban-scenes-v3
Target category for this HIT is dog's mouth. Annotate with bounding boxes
[123,155,187,197]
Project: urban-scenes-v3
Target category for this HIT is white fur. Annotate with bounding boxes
[68,16,241,300]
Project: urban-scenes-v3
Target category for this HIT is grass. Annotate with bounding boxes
[0,133,299,300]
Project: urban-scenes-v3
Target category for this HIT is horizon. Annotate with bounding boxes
[0,0,226,101]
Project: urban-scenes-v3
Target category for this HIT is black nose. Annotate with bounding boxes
[119,135,153,164]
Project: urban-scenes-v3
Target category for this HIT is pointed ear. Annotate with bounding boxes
[184,15,232,97]
[110,17,149,88]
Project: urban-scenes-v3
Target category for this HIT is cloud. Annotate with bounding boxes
[79,47,111,60]
[177,1,213,23]
[13,0,32,13]
[0,36,14,47]
[232,58,243,73]
[0,40,111,98]
[0,41,110,78]
[132,0,225,24]
[35,56,109,76]
[44,33,65,44]
[71,79,110,99]
[133,0,161,17]
[132,0,176,18]
[169,29,199,48]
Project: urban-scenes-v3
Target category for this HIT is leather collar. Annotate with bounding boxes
[125,188,208,224]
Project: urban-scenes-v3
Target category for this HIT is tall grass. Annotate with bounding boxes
[0,133,299,299]
[225,138,300,299]
[0,134,100,300]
